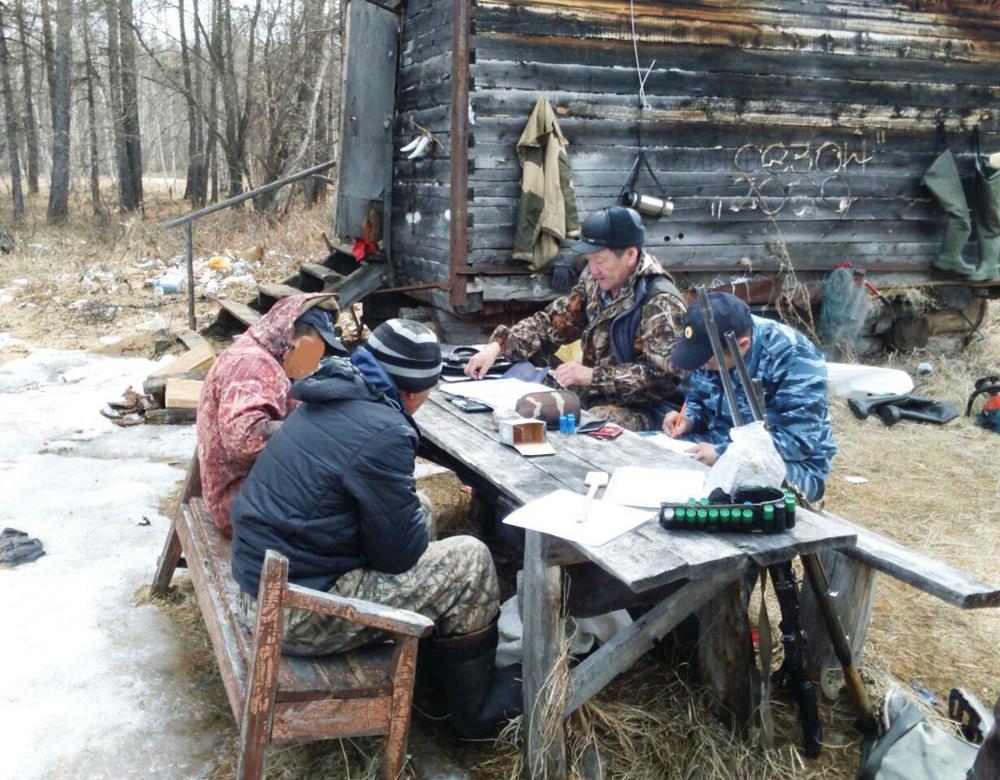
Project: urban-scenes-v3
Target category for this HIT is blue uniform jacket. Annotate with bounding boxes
[681,316,836,501]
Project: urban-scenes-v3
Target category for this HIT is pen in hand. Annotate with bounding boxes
[671,402,687,438]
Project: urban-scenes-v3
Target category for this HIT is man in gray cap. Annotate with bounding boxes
[465,206,687,430]
[230,319,520,738]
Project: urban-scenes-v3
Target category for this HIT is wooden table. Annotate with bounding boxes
[416,390,858,778]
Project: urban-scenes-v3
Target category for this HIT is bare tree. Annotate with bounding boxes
[46,0,71,223]
[14,0,39,195]
[117,0,142,211]
[39,0,55,114]
[0,5,24,220]
[179,0,206,205]
[80,0,106,219]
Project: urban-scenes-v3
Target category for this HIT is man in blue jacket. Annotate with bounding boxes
[230,319,519,737]
[663,293,836,502]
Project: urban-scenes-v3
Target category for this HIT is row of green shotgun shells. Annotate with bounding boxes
[658,490,798,534]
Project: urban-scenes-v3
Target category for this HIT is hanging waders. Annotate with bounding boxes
[921,149,976,276]
[972,150,1000,281]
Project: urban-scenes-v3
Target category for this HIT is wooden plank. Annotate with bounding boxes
[835,516,1000,608]
[799,549,879,700]
[177,330,208,351]
[144,368,209,407]
[216,298,262,328]
[145,408,197,425]
[697,578,754,729]
[282,584,434,637]
[522,530,567,778]
[727,507,857,568]
[383,637,420,780]
[270,697,392,742]
[565,569,742,714]
[148,340,215,378]
[164,379,203,410]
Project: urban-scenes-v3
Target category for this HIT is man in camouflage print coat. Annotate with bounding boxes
[663,292,836,502]
[466,206,686,431]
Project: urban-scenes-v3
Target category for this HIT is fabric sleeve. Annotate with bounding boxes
[588,293,684,404]
[342,425,429,575]
[216,368,289,467]
[682,369,714,433]
[489,280,589,362]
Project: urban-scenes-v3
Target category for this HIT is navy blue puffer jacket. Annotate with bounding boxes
[230,350,429,595]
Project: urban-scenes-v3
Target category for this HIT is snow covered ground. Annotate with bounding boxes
[0,348,223,779]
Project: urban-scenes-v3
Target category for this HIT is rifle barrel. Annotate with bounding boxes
[725,330,766,423]
[695,286,744,427]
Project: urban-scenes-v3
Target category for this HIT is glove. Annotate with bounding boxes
[550,256,580,293]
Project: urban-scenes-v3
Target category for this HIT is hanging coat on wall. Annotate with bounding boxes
[512,97,580,271]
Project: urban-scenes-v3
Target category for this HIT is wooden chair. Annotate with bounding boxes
[152,456,434,780]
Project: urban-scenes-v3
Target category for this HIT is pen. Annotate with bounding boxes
[672,401,687,437]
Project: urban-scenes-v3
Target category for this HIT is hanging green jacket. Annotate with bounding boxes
[512,97,580,271]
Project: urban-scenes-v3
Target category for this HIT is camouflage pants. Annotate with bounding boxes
[238,534,500,656]
[589,404,654,432]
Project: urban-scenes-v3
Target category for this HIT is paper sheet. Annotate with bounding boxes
[602,466,707,509]
[502,489,654,547]
[643,433,696,457]
[440,377,554,410]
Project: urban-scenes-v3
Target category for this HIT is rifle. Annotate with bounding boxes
[694,285,824,757]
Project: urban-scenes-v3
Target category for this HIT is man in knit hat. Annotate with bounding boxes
[230,319,520,738]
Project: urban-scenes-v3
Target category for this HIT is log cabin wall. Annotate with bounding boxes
[391,0,1000,319]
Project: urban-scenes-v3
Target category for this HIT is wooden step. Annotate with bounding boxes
[299,264,345,292]
[217,298,262,328]
[257,283,303,308]
[326,260,394,309]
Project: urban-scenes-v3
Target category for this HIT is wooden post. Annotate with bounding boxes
[799,549,878,700]
[185,221,196,331]
[522,530,567,779]
[236,551,287,780]
[697,578,753,730]
[382,636,419,780]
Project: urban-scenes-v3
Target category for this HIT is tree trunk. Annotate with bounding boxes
[179,0,205,205]
[80,0,105,219]
[104,0,128,211]
[40,0,56,118]
[117,0,143,212]
[0,5,24,220]
[14,0,39,195]
[46,0,71,223]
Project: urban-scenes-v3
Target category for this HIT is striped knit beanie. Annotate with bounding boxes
[367,319,442,392]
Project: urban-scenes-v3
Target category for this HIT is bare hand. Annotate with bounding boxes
[662,411,694,438]
[464,343,501,380]
[552,361,594,388]
[689,442,718,466]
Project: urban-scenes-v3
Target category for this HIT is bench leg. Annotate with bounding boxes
[236,552,287,780]
[382,636,419,780]
[697,578,753,730]
[151,520,183,596]
[799,550,878,700]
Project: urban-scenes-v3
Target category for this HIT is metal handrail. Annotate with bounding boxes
[158,158,337,329]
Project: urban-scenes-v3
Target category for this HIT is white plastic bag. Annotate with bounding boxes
[704,420,786,497]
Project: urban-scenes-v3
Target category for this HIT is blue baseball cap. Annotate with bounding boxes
[296,307,347,356]
[569,206,646,253]
[671,293,753,370]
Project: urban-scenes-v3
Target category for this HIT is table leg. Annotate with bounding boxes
[522,530,567,779]
[697,577,753,730]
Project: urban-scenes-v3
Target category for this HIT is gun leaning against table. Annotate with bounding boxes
[694,286,823,758]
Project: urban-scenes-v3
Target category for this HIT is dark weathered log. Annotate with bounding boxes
[697,578,754,729]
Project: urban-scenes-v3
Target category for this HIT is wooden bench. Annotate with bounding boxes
[800,512,1000,697]
[151,459,434,780]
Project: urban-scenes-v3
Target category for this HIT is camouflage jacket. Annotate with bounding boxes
[682,316,837,501]
[489,253,686,408]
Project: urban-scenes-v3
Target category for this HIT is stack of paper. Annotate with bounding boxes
[502,489,654,547]
[602,466,707,509]
[440,378,554,411]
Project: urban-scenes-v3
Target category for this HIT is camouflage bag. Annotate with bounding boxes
[515,390,581,429]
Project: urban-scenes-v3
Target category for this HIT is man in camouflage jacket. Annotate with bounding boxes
[466,207,686,431]
[664,292,836,502]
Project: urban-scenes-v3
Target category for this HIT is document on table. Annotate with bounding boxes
[602,466,707,509]
[440,378,553,410]
[502,489,654,547]
[643,433,696,457]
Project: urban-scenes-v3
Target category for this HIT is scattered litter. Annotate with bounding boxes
[207,255,232,272]
[137,517,152,527]
[136,315,169,333]
[0,528,45,567]
[11,278,28,286]
[154,269,187,295]
[99,335,123,346]
[916,362,935,375]
[910,678,939,706]
[844,475,870,484]
[101,385,156,427]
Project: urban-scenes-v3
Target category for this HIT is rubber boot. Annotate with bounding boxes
[921,150,977,276]
[876,397,959,426]
[847,392,918,420]
[970,157,1000,282]
[425,620,523,739]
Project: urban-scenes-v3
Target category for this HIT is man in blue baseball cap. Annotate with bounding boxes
[663,292,836,502]
[464,206,687,431]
